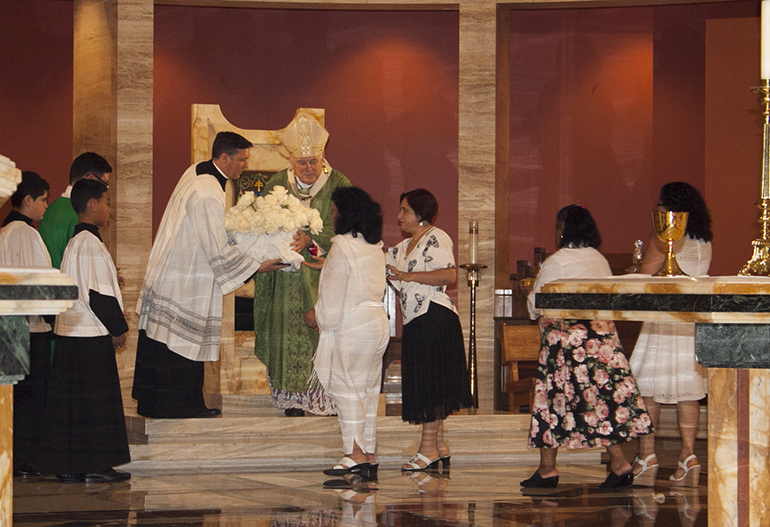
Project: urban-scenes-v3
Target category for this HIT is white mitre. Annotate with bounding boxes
[281,111,329,158]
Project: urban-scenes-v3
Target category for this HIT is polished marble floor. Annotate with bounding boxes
[13,464,706,527]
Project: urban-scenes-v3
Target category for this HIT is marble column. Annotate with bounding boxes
[458,0,497,411]
[749,369,770,526]
[73,0,154,403]
[0,385,11,527]
[114,0,154,396]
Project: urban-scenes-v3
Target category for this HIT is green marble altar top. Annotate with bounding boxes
[0,267,77,384]
[538,275,770,323]
[0,267,77,315]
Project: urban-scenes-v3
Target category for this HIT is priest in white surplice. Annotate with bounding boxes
[132,131,286,418]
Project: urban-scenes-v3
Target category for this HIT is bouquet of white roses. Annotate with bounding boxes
[225,185,324,271]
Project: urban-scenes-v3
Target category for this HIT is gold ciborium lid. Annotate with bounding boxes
[652,211,689,277]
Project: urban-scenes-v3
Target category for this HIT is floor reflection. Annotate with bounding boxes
[12,465,706,526]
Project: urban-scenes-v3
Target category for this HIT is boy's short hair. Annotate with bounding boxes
[11,171,49,208]
[69,152,112,184]
[71,179,108,214]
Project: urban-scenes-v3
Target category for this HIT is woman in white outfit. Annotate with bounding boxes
[305,187,390,480]
[630,182,712,487]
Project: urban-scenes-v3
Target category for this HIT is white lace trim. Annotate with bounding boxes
[269,386,338,415]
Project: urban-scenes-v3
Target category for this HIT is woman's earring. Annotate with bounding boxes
[419,221,424,227]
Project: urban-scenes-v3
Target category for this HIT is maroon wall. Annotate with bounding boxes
[705,16,763,277]
[154,7,460,256]
[509,1,759,277]
[0,0,73,220]
[510,6,654,266]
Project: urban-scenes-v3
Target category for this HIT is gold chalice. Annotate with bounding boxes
[652,211,689,277]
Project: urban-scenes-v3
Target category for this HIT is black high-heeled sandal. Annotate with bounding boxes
[323,457,371,477]
[520,471,559,488]
[598,470,633,490]
[439,455,451,469]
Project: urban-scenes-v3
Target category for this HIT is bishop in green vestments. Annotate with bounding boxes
[253,112,350,416]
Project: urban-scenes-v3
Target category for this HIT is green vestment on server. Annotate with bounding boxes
[38,193,77,269]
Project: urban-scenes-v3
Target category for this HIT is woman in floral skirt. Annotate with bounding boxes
[520,205,652,490]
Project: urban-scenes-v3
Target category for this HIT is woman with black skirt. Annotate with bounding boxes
[386,188,473,471]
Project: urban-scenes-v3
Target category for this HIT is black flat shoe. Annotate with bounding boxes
[520,471,559,488]
[193,407,222,418]
[14,467,40,478]
[56,473,85,483]
[284,408,305,417]
[84,468,131,483]
[599,470,633,490]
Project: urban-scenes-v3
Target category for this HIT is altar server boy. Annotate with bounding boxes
[0,171,52,476]
[36,178,131,483]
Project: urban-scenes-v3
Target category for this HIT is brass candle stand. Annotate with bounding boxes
[460,262,487,409]
[740,79,770,276]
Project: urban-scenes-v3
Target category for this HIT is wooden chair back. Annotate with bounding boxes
[500,324,542,413]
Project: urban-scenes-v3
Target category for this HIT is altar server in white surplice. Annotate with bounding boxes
[133,131,286,419]
[0,171,52,476]
[304,187,389,478]
[37,179,131,483]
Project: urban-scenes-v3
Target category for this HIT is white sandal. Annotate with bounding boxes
[401,452,440,472]
[670,454,700,487]
[633,453,659,487]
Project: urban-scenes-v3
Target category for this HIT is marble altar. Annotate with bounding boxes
[537,275,770,527]
[0,268,77,527]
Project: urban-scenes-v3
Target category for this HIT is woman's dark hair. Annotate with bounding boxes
[659,182,713,242]
[400,188,438,224]
[556,205,601,249]
[332,187,383,244]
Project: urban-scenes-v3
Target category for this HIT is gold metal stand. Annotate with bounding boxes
[460,262,487,409]
[740,79,770,275]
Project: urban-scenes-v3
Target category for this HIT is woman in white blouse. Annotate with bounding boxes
[305,187,390,480]
[630,182,712,488]
[386,188,472,471]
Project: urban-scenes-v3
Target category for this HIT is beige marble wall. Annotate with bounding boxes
[458,0,498,411]
[708,368,738,527]
[750,370,770,526]
[0,385,11,527]
[114,0,154,394]
[74,0,154,403]
[74,0,118,252]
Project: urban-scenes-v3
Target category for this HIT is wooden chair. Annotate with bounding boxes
[501,324,542,413]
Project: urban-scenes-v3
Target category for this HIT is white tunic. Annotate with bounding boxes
[56,230,123,337]
[385,227,457,325]
[630,236,712,403]
[0,220,53,333]
[313,233,390,453]
[136,162,263,361]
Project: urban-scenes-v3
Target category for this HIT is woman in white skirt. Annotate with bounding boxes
[630,182,712,487]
